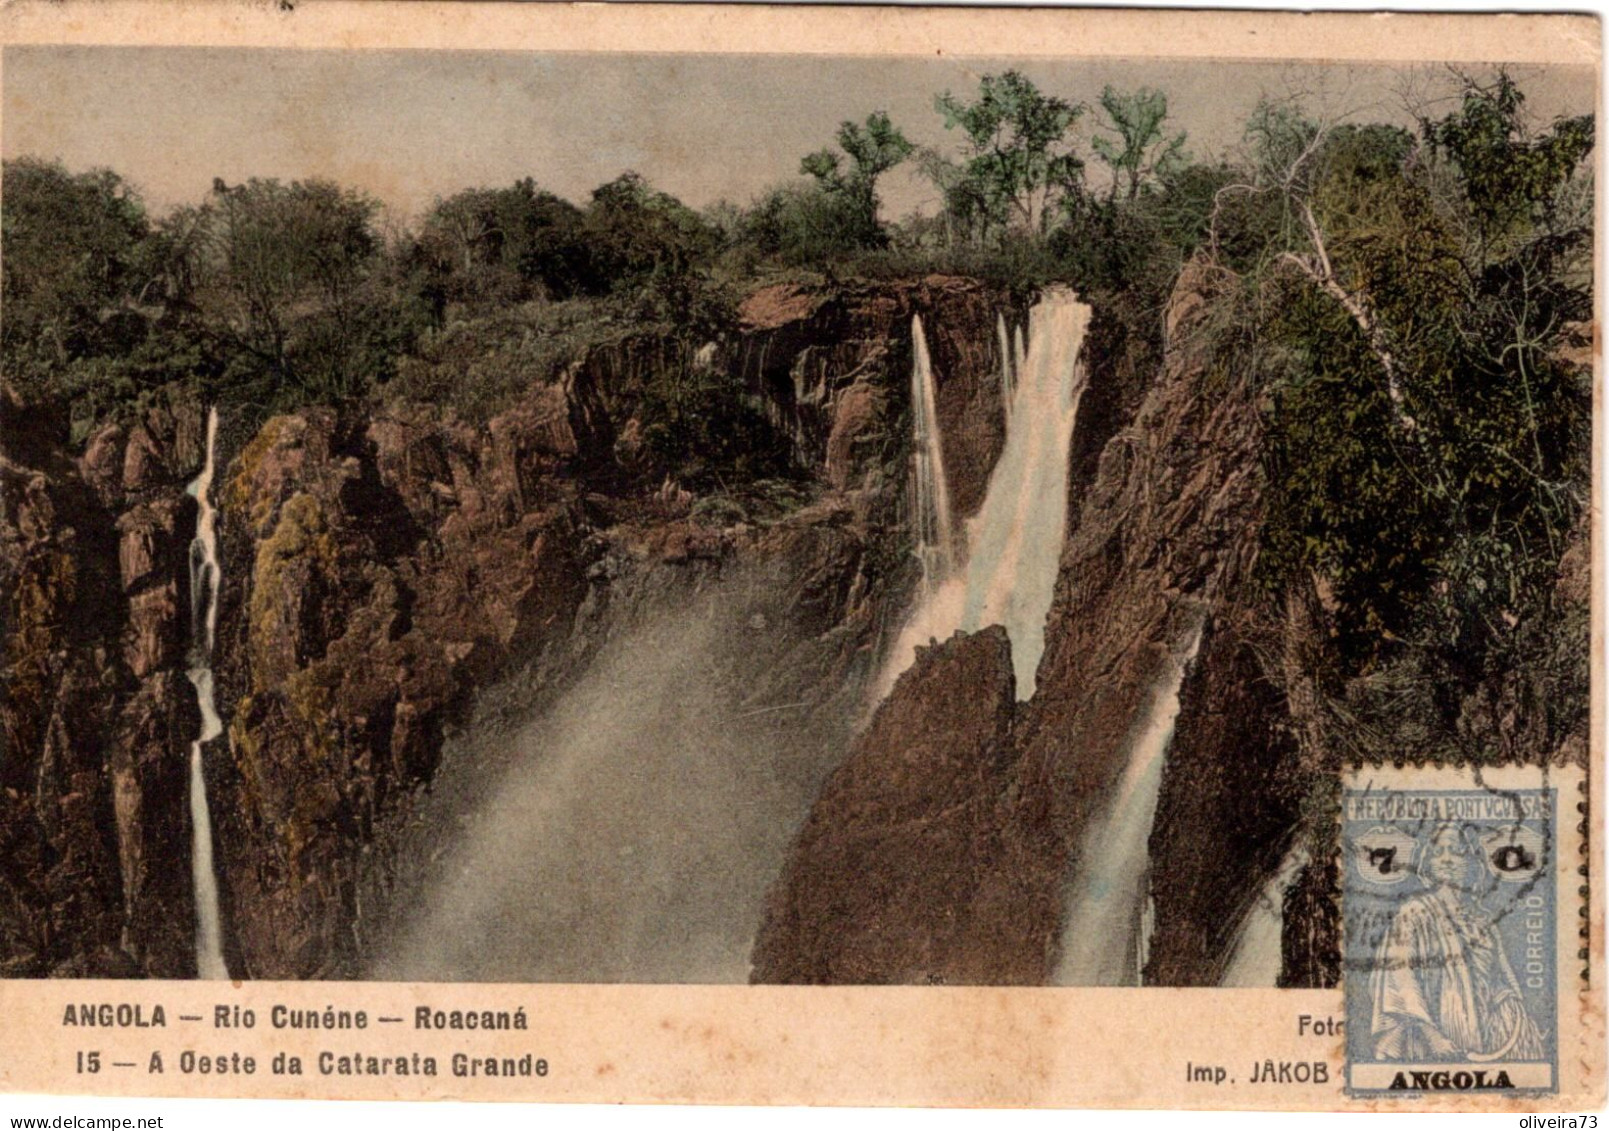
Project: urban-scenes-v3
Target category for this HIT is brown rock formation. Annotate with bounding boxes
[8,264,1364,986]
[751,626,1017,984]
[209,385,592,977]
[753,259,1306,985]
[203,274,1022,977]
[736,276,1017,521]
[1,387,202,977]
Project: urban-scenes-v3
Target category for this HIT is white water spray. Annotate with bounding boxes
[185,407,228,980]
[996,312,1016,424]
[878,290,1091,700]
[380,597,843,983]
[909,315,955,593]
[1220,844,1309,986]
[1054,626,1203,986]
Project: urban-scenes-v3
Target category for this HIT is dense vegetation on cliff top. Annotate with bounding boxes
[2,68,1594,745]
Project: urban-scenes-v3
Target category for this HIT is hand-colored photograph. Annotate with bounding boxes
[0,3,1597,1111]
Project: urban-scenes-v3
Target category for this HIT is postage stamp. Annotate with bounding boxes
[1343,765,1580,1098]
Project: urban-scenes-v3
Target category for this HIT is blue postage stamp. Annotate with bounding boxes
[1343,775,1559,1096]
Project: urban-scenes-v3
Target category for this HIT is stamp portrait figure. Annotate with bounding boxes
[1370,823,1545,1063]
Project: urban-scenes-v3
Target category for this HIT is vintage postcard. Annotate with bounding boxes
[0,0,1600,1112]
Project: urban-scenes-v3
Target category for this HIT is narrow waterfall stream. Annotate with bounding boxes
[1220,845,1309,986]
[996,312,1016,424]
[909,314,956,594]
[877,288,1092,700]
[184,407,228,979]
[1054,626,1204,986]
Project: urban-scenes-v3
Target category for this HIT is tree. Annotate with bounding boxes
[1417,70,1594,563]
[933,70,1084,239]
[1420,70,1594,244]
[1248,74,1593,672]
[800,111,914,247]
[420,179,590,303]
[740,182,867,265]
[1209,99,1419,431]
[1090,86,1188,202]
[582,172,717,295]
[180,177,385,402]
[0,159,222,437]
[1,159,152,377]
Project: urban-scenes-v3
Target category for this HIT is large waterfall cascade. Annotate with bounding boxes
[1054,624,1204,986]
[184,407,228,980]
[878,289,1093,701]
[1220,844,1310,986]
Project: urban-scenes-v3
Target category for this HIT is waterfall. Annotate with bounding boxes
[877,289,1091,701]
[1054,625,1203,986]
[1220,844,1309,986]
[378,590,847,983]
[184,407,228,980]
[996,312,1016,423]
[955,293,1089,694]
[909,314,955,593]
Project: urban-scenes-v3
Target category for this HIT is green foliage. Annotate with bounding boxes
[1421,71,1595,239]
[1244,98,1322,190]
[1090,86,1188,202]
[635,362,795,493]
[177,177,395,406]
[738,182,879,267]
[3,72,1591,689]
[1147,162,1239,259]
[2,159,154,390]
[1051,155,1232,308]
[799,111,914,249]
[582,172,719,294]
[1211,98,1331,271]
[418,179,591,306]
[2,158,148,340]
[934,70,1085,239]
[1260,278,1445,654]
[0,159,232,437]
[689,478,813,527]
[387,298,613,423]
[1253,75,1592,683]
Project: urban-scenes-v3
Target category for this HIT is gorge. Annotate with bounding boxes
[1,262,1589,986]
[4,60,1591,992]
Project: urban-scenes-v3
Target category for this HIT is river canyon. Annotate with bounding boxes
[1,265,1588,986]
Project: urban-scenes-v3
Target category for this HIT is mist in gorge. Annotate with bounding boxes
[374,576,852,983]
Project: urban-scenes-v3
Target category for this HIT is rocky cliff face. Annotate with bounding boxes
[0,276,1017,979]
[208,388,593,976]
[753,260,1307,985]
[736,276,1017,520]
[753,256,1593,988]
[1,389,204,977]
[7,259,1583,985]
[750,625,1018,984]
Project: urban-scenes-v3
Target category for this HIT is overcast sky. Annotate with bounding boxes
[2,46,1594,224]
